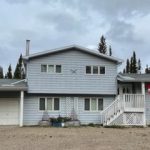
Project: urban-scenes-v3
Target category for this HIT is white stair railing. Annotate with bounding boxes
[101,94,145,126]
[101,95,124,125]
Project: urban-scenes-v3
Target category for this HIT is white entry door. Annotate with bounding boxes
[0,98,19,125]
[66,97,78,119]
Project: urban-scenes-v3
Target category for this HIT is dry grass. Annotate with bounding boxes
[0,126,150,150]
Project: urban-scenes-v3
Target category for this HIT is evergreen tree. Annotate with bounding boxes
[14,54,25,79]
[130,57,133,73]
[98,35,107,54]
[123,69,126,74]
[132,51,137,73]
[138,59,141,73]
[145,65,150,74]
[126,59,130,73]
[0,66,3,78]
[7,64,13,79]
[109,45,112,56]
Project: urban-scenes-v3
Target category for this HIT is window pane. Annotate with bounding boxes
[56,65,61,73]
[48,65,54,73]
[86,66,91,74]
[39,98,45,110]
[41,65,47,72]
[84,98,90,110]
[93,66,98,74]
[47,98,52,110]
[100,67,105,74]
[54,98,59,110]
[91,98,97,111]
[98,98,103,110]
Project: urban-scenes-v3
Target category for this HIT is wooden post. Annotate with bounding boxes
[141,82,146,126]
[20,91,24,127]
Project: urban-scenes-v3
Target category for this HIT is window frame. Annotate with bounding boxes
[99,66,105,74]
[85,65,106,75]
[84,97,103,112]
[41,64,47,72]
[39,97,60,112]
[41,64,62,74]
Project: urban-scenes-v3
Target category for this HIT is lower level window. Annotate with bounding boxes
[39,97,60,111]
[84,98,103,111]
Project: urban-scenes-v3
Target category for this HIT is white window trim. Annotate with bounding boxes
[85,65,106,75]
[41,64,63,74]
[39,97,60,112]
[84,97,103,112]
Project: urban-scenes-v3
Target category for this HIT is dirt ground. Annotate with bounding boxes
[0,126,150,150]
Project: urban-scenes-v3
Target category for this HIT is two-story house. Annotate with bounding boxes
[0,41,150,126]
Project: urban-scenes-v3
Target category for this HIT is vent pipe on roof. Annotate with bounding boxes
[26,40,30,56]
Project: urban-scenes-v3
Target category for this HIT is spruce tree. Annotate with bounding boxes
[132,51,137,73]
[7,64,13,79]
[98,35,107,54]
[138,59,141,73]
[126,59,130,73]
[14,54,25,79]
[123,69,126,74]
[130,57,133,73]
[0,66,3,78]
[145,65,150,74]
[109,46,112,56]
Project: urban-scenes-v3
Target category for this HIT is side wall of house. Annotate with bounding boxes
[26,49,118,95]
[23,95,115,125]
[145,90,150,125]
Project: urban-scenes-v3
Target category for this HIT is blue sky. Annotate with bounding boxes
[0,0,150,73]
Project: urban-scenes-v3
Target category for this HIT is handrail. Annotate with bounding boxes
[101,94,145,125]
[101,95,124,125]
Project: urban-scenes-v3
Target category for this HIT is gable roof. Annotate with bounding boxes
[23,45,123,64]
[0,79,27,91]
[117,73,150,82]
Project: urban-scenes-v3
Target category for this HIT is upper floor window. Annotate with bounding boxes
[86,66,91,74]
[41,64,62,74]
[100,66,105,74]
[41,65,47,72]
[39,97,60,111]
[84,98,103,111]
[86,66,105,75]
[56,65,62,73]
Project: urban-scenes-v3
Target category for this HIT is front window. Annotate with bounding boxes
[84,98,103,111]
[39,97,60,111]
[91,98,97,110]
[39,98,45,110]
[84,98,90,110]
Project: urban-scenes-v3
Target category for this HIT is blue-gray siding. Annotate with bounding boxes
[27,50,118,94]
[145,91,150,125]
[23,95,114,125]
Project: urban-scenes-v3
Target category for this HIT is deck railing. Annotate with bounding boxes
[123,94,144,111]
[101,94,145,125]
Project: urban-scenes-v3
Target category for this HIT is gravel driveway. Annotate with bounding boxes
[0,126,150,150]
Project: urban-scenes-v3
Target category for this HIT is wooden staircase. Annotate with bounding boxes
[101,94,145,126]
